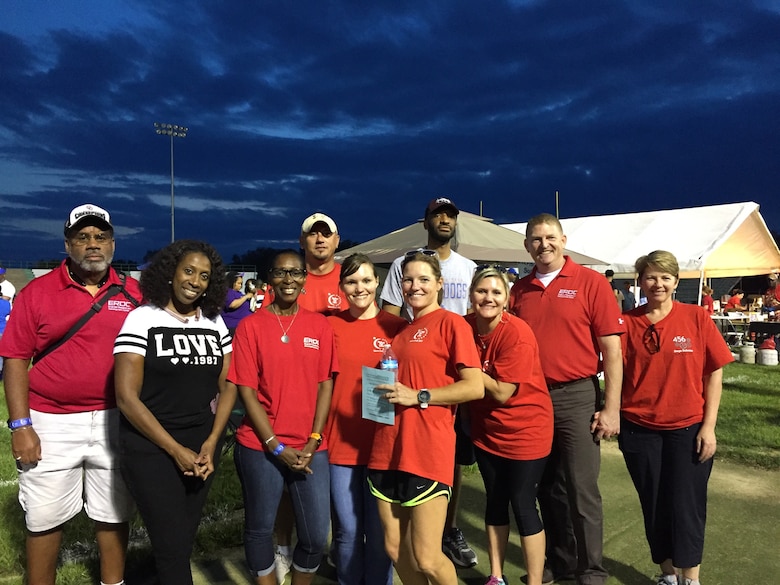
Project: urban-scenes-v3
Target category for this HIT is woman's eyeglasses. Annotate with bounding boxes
[405,249,437,258]
[476,264,506,273]
[268,268,307,280]
[643,323,660,354]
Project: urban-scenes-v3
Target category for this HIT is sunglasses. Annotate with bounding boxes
[643,323,660,354]
[476,264,507,273]
[404,249,437,258]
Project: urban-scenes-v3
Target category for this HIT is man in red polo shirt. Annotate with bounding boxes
[509,213,624,585]
[1,204,141,585]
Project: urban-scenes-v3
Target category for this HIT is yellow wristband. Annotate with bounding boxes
[309,432,323,447]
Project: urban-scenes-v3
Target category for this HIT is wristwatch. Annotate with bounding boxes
[417,389,431,410]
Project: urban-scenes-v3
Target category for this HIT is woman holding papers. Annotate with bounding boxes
[368,250,483,585]
[228,249,338,585]
[326,253,406,585]
[465,265,553,585]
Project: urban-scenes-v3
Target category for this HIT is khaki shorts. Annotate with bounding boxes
[18,409,134,532]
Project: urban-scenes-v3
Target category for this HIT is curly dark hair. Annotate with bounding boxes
[140,240,228,319]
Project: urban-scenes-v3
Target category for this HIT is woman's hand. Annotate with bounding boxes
[378,382,419,407]
[277,446,313,474]
[11,427,42,466]
[696,425,717,462]
[194,439,217,481]
[171,444,203,477]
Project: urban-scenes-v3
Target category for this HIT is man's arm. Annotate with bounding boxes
[379,257,404,316]
[4,357,42,464]
[592,334,622,440]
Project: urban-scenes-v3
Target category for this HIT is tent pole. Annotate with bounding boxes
[697,271,704,305]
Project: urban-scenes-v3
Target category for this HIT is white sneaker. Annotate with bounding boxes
[274,550,292,584]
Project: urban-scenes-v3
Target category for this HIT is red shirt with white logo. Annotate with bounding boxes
[621,302,733,430]
[368,308,481,485]
[509,256,625,385]
[0,261,141,413]
[326,309,406,465]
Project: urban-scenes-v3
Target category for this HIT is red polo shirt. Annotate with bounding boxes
[0,261,141,413]
[508,256,625,385]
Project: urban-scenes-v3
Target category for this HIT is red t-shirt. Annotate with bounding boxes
[724,295,743,310]
[368,308,481,486]
[508,257,625,384]
[229,307,338,451]
[326,309,407,466]
[621,302,734,430]
[465,313,553,460]
[701,295,714,315]
[261,266,347,315]
[0,261,141,413]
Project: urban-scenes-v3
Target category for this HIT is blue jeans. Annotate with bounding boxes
[234,444,330,577]
[330,464,393,585]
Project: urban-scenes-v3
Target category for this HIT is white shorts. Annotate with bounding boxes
[18,409,135,532]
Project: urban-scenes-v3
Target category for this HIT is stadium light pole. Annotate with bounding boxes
[154,122,188,243]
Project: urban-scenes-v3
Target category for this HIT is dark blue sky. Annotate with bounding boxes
[1,1,779,263]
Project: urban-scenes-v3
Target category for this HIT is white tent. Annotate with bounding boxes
[335,211,605,265]
[502,201,780,279]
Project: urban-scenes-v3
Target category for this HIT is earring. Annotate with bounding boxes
[202,292,207,297]
[168,280,172,284]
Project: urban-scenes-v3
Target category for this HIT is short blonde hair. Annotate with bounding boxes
[635,250,679,278]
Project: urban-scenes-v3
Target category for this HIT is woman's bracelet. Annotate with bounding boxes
[8,417,33,432]
[264,434,276,445]
[272,442,286,456]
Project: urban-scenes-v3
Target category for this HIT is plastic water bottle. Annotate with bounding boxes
[380,345,398,381]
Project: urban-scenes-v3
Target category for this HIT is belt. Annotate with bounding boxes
[547,376,596,391]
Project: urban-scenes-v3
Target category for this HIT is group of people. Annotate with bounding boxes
[0,200,734,585]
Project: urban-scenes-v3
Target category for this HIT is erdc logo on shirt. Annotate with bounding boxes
[327,293,342,309]
[373,337,391,353]
[304,337,320,350]
[108,299,135,312]
[557,289,577,299]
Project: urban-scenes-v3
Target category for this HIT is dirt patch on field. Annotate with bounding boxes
[602,440,778,501]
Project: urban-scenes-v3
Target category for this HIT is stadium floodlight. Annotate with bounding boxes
[154,122,188,243]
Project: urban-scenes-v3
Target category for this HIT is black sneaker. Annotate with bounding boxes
[442,527,478,568]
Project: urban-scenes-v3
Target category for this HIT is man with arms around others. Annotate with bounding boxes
[0,204,141,585]
[509,213,624,585]
[380,196,479,568]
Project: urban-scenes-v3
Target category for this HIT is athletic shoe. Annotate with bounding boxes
[274,550,292,584]
[442,527,478,567]
[656,574,678,585]
[679,579,700,585]
[485,576,506,585]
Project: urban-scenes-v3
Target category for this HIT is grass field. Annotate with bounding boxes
[0,359,778,584]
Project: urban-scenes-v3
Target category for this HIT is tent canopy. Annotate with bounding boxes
[336,211,604,265]
[502,202,780,279]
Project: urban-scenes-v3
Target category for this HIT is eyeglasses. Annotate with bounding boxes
[404,249,437,259]
[70,232,112,245]
[268,268,307,280]
[476,264,506,273]
[643,323,660,354]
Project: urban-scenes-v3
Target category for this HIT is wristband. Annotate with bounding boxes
[309,432,323,448]
[264,434,276,445]
[272,442,286,456]
[8,418,33,431]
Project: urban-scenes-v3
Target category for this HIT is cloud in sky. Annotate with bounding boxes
[1,0,779,263]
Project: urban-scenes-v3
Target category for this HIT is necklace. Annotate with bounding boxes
[164,306,201,324]
[272,305,299,343]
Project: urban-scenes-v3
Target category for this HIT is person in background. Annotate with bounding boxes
[605,269,624,308]
[114,240,234,585]
[369,250,483,585]
[700,285,715,316]
[622,281,637,312]
[380,197,479,569]
[244,278,259,312]
[222,272,255,334]
[465,265,553,585]
[0,203,141,585]
[723,289,746,312]
[620,250,733,585]
[230,249,337,585]
[509,213,624,585]
[761,273,780,318]
[0,284,10,379]
[326,253,406,585]
[0,266,16,302]
[506,267,519,288]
